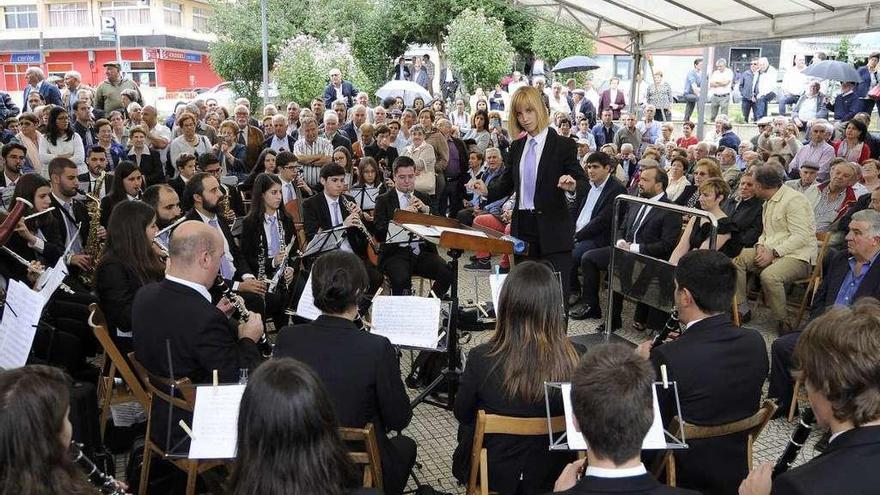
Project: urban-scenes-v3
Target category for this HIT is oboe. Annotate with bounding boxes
[772,407,816,478]
[70,442,127,495]
[651,307,680,349]
[216,276,272,356]
[1,246,75,294]
[341,197,381,254]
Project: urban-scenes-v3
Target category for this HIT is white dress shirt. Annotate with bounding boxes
[324,192,353,253]
[165,274,212,303]
[518,127,549,210]
[196,209,253,288]
[584,464,648,478]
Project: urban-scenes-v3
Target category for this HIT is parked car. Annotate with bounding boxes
[195,81,279,110]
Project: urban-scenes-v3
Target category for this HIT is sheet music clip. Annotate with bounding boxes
[368,298,452,353]
[543,381,688,451]
[386,221,419,246]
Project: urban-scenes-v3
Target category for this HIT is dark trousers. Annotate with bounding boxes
[438,175,464,218]
[861,98,877,117]
[455,207,478,226]
[778,94,800,115]
[682,94,698,122]
[569,238,598,296]
[741,99,757,123]
[383,249,452,296]
[653,109,669,122]
[768,331,801,412]
[581,246,624,327]
[754,93,775,121]
[382,434,417,495]
[515,210,572,303]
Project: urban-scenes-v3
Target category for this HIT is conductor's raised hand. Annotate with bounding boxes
[557,174,577,192]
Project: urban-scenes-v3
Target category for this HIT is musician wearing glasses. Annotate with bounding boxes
[302,162,383,295]
[373,156,453,296]
[740,299,880,495]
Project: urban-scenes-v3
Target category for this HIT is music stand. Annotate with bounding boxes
[392,210,514,411]
[351,186,380,211]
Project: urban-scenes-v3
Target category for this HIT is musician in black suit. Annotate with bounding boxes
[568,151,627,302]
[167,153,196,202]
[98,160,143,227]
[550,344,699,495]
[78,145,112,198]
[637,250,768,495]
[767,209,880,417]
[302,163,383,294]
[373,156,453,296]
[274,251,416,495]
[572,165,681,326]
[127,126,165,186]
[740,299,880,495]
[48,157,93,279]
[471,86,587,296]
[132,220,263,451]
[722,171,764,249]
[197,153,245,218]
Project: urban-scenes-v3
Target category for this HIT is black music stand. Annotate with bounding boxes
[351,186,380,211]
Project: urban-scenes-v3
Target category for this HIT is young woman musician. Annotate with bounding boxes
[453,261,582,494]
[98,160,143,227]
[0,365,114,495]
[228,358,379,495]
[351,157,386,233]
[95,200,166,355]
[240,148,278,193]
[4,174,63,278]
[240,173,297,326]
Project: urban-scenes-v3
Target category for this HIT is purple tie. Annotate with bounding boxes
[521,138,538,209]
[208,218,235,279]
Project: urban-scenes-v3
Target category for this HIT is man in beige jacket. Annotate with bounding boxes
[734,164,817,334]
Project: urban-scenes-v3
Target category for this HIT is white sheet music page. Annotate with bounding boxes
[0,279,46,369]
[401,223,441,237]
[489,273,507,313]
[371,296,441,349]
[37,256,69,298]
[560,383,667,450]
[295,272,321,320]
[434,226,489,238]
[188,384,246,459]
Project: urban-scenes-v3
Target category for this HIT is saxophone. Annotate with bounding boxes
[80,171,106,286]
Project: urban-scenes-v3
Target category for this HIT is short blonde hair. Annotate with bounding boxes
[508,86,549,137]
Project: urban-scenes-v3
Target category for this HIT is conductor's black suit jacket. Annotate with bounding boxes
[650,314,768,495]
[485,127,587,255]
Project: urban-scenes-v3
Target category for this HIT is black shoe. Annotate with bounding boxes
[570,304,602,321]
[464,258,491,271]
[469,254,479,262]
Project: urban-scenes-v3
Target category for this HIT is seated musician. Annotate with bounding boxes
[196,153,245,219]
[373,156,453,296]
[302,162,383,295]
[274,251,416,495]
[453,261,582,494]
[636,250,768,494]
[47,157,97,285]
[240,173,297,326]
[142,183,182,247]
[228,358,380,495]
[95,200,165,355]
[98,160,143,227]
[132,220,263,451]
[550,344,699,495]
[276,151,313,223]
[740,299,880,495]
[167,153,196,201]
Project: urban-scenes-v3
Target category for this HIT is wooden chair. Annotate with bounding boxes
[788,375,809,422]
[787,232,831,328]
[466,411,567,495]
[127,352,232,495]
[339,424,383,489]
[88,303,150,441]
[654,400,778,486]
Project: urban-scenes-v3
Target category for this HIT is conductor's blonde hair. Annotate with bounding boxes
[508,86,549,137]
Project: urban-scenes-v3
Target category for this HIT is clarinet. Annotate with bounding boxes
[651,307,680,349]
[216,276,273,357]
[340,197,381,254]
[772,407,816,478]
[70,442,127,495]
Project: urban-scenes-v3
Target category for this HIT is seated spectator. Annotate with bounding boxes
[723,170,764,248]
[790,81,828,131]
[551,344,699,495]
[862,159,880,193]
[675,158,722,208]
[471,194,515,274]
[655,121,675,149]
[453,261,581,494]
[617,143,639,186]
[805,161,859,232]
[676,121,698,149]
[852,112,880,159]
[828,80,860,136]
[240,148,277,192]
[789,122,835,179]
[758,118,802,167]
[833,118,872,165]
[591,109,619,148]
[717,116,741,151]
[665,155,691,202]
[403,124,437,201]
[635,105,660,154]
[718,146,742,190]
[670,178,740,263]
[612,113,641,157]
[785,160,820,193]
[457,146,503,229]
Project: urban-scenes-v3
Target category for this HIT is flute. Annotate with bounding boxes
[23,207,55,221]
[0,246,74,294]
[153,216,187,241]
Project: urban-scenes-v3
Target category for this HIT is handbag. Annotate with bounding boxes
[868,84,880,100]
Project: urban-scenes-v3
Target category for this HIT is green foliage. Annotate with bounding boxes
[444,9,514,93]
[209,41,274,107]
[352,9,406,89]
[530,20,595,67]
[836,36,852,62]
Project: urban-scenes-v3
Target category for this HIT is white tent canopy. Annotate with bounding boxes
[512,0,880,52]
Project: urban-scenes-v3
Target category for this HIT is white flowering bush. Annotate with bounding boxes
[275,34,374,106]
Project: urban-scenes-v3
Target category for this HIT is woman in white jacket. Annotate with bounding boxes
[402,124,437,201]
[38,106,84,173]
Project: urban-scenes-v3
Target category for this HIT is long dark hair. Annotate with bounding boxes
[107,160,141,204]
[356,156,381,187]
[228,358,360,495]
[46,106,74,146]
[247,173,291,223]
[99,200,164,284]
[244,148,278,187]
[0,365,95,495]
[11,173,54,232]
[487,261,579,402]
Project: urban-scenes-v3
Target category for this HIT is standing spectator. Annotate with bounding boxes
[597,77,626,120]
[752,57,778,121]
[716,116,741,151]
[448,99,470,132]
[321,112,352,153]
[569,89,596,128]
[322,68,358,109]
[38,106,84,173]
[403,124,437,202]
[392,56,411,81]
[438,119,468,217]
[779,54,808,116]
[71,100,95,156]
[645,70,672,121]
[411,57,430,92]
[856,52,880,115]
[507,70,528,96]
[707,58,733,121]
[21,67,62,108]
[94,62,141,115]
[94,118,125,170]
[583,79,600,110]
[169,112,211,167]
[548,82,571,116]
[682,58,703,123]
[285,101,301,138]
[591,109,620,150]
[422,54,435,96]
[233,105,265,171]
[635,106,660,155]
[613,113,642,157]
[739,59,760,122]
[440,63,459,102]
[263,114,296,153]
[0,91,20,121]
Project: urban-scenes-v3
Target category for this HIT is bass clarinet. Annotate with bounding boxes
[70,442,127,495]
[651,307,680,349]
[215,276,273,357]
[772,407,816,478]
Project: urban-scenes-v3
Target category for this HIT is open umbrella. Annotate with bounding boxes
[801,60,861,82]
[375,80,432,107]
[552,55,600,74]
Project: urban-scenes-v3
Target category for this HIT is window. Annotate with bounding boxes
[99,0,150,26]
[4,4,38,29]
[47,2,89,27]
[192,6,210,32]
[163,1,181,26]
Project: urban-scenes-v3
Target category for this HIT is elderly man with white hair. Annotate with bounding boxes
[790,81,829,131]
[263,114,296,153]
[61,70,93,115]
[322,68,358,109]
[789,121,835,179]
[320,111,352,152]
[22,67,62,108]
[804,161,860,232]
[707,57,734,120]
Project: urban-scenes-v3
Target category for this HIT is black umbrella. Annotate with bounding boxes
[801,60,861,82]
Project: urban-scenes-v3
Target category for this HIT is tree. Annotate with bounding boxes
[530,20,596,68]
[444,9,514,93]
[274,35,374,106]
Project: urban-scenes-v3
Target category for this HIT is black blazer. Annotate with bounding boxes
[49,195,90,251]
[809,249,880,321]
[128,149,165,187]
[723,195,764,248]
[373,189,438,263]
[94,259,157,355]
[364,143,399,170]
[184,208,250,281]
[341,122,359,144]
[485,127,587,255]
[650,314,768,494]
[99,195,128,227]
[239,212,296,277]
[549,474,700,495]
[132,279,261,449]
[4,219,65,282]
[78,172,113,198]
[570,177,627,246]
[453,343,582,494]
[773,425,880,495]
[168,176,186,201]
[618,195,681,260]
[302,193,367,256]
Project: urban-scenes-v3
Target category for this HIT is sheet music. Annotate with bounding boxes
[295,272,321,320]
[371,296,441,349]
[401,223,441,237]
[386,223,415,245]
[0,280,46,369]
[36,255,69,298]
[188,384,246,459]
[352,187,380,210]
[110,401,146,427]
[489,273,507,313]
[560,383,667,450]
[302,227,347,257]
[434,226,489,238]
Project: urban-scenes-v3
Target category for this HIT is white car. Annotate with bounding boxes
[194,81,279,110]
